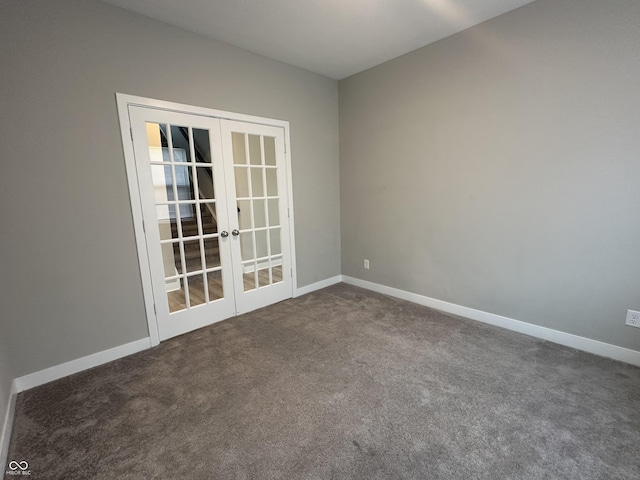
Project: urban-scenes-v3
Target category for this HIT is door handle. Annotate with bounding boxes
[231,229,240,237]
[220,231,229,238]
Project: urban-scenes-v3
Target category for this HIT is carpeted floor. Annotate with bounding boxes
[5,284,640,479]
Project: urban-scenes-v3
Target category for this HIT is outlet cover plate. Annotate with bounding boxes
[626,309,640,328]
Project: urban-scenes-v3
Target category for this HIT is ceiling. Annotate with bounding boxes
[101,0,536,80]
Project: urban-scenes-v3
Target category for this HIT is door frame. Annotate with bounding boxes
[115,93,297,346]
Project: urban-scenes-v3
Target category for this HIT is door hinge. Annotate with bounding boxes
[130,127,134,141]
[153,303,157,315]
[287,208,290,218]
[142,220,146,233]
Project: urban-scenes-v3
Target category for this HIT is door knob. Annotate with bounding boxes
[220,231,229,238]
[232,229,240,237]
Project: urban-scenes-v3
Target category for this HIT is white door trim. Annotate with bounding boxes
[116,93,297,346]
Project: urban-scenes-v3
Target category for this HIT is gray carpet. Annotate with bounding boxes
[5,284,640,479]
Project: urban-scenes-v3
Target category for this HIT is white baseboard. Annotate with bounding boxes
[9,275,638,398]
[295,275,343,297]
[13,338,152,393]
[0,382,17,472]
[11,277,342,395]
[342,276,640,367]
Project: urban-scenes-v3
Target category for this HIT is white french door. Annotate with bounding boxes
[126,102,293,341]
[221,120,293,315]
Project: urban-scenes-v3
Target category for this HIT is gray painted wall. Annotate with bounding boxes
[340,0,640,350]
[0,0,340,376]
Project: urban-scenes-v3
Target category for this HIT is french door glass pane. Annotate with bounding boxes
[168,278,186,313]
[270,229,282,255]
[229,131,284,292]
[151,165,171,203]
[248,134,261,165]
[157,216,178,241]
[177,205,198,237]
[251,168,264,196]
[204,238,220,268]
[237,200,251,229]
[207,270,224,301]
[235,167,250,197]
[160,242,179,279]
[243,267,256,292]
[253,199,266,228]
[145,123,167,161]
[257,266,269,288]
[193,128,212,163]
[272,264,283,284]
[232,132,247,164]
[172,243,185,275]
[266,169,278,196]
[184,239,203,273]
[255,230,268,258]
[187,274,206,307]
[200,203,218,235]
[240,232,254,261]
[144,120,225,314]
[175,165,194,201]
[268,199,279,226]
[196,167,215,200]
[264,136,276,166]
[170,125,192,163]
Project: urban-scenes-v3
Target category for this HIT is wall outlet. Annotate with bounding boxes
[626,309,640,328]
[363,259,370,270]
